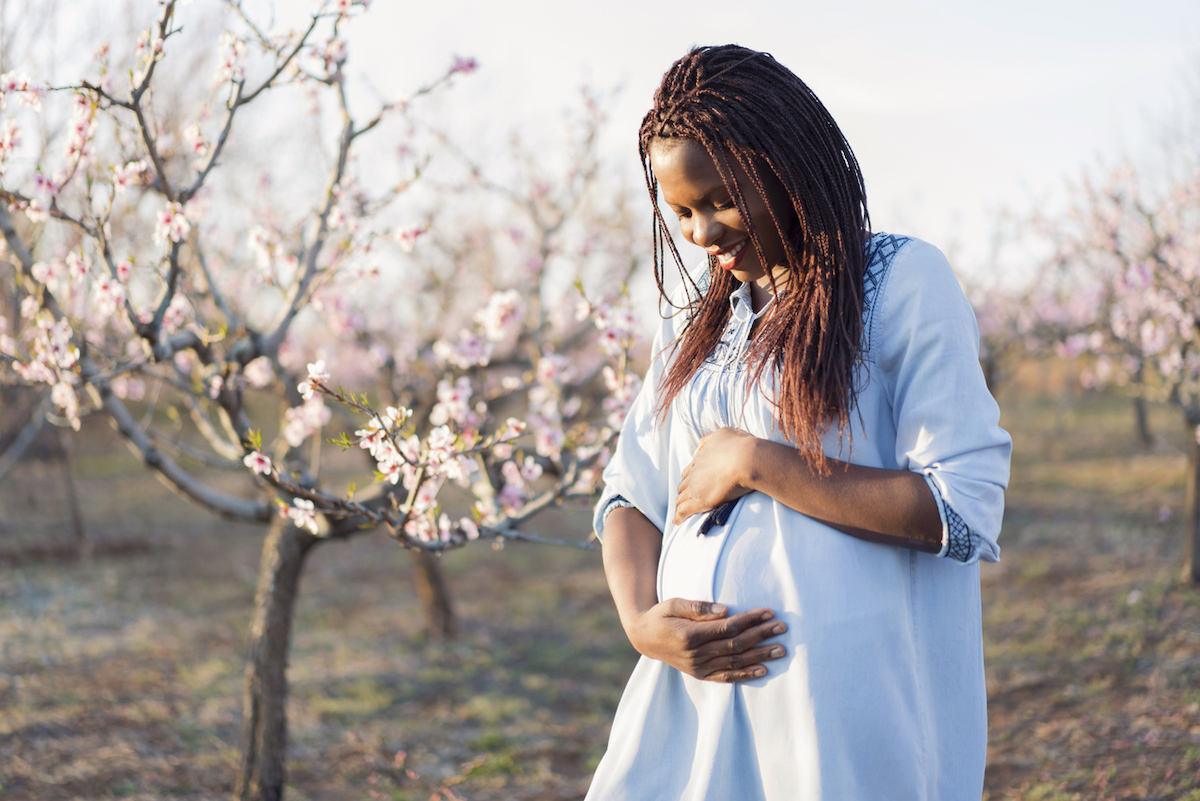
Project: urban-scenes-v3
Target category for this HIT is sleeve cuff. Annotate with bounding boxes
[594,494,635,540]
[923,472,979,563]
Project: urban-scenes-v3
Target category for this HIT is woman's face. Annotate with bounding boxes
[649,137,791,299]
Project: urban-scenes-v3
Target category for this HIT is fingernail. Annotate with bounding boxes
[769,646,784,658]
[760,611,774,621]
[772,624,785,635]
[751,667,766,677]
[712,605,727,615]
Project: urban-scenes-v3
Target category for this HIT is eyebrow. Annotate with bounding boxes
[662,183,732,209]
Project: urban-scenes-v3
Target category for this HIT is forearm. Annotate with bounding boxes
[743,438,942,552]
[600,507,663,636]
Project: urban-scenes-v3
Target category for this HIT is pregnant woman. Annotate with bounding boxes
[588,45,1012,800]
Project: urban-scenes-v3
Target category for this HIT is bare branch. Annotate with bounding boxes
[145,425,244,470]
[96,360,272,521]
[0,396,48,482]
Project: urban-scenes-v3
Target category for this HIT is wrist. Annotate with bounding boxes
[622,606,655,654]
[739,434,764,492]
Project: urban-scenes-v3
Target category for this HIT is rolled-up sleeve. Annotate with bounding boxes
[872,239,1012,564]
[592,315,677,541]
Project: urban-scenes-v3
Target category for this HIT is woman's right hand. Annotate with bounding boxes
[627,598,787,682]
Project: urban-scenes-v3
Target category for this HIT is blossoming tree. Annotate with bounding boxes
[0,2,646,798]
[1040,159,1200,581]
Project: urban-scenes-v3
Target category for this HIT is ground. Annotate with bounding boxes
[0,386,1198,800]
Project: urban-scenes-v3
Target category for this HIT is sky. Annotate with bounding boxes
[342,0,1200,280]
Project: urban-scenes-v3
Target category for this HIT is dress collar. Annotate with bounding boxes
[729,281,774,322]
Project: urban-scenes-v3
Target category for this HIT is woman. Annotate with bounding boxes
[588,45,1011,800]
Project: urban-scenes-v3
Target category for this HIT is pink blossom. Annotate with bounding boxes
[476,289,524,342]
[442,455,478,486]
[395,224,427,253]
[184,121,206,159]
[0,120,21,172]
[448,55,478,76]
[243,356,274,388]
[154,202,191,245]
[110,376,145,400]
[23,198,49,224]
[597,328,624,358]
[243,450,273,475]
[298,359,330,399]
[0,70,30,94]
[322,37,348,68]
[0,71,41,112]
[534,423,564,458]
[536,352,574,386]
[520,455,543,481]
[405,514,436,542]
[497,485,524,511]
[283,396,331,447]
[51,382,80,430]
[31,260,65,293]
[285,498,320,534]
[66,251,90,282]
[433,330,493,369]
[214,32,245,83]
[94,275,127,316]
[430,376,474,426]
[32,171,59,196]
[117,257,133,281]
[163,293,191,332]
[460,517,480,540]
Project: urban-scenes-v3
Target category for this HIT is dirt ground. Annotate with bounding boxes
[1,389,1198,800]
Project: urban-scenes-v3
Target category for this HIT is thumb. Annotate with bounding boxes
[660,597,728,621]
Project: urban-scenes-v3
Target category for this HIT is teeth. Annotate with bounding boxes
[716,240,746,265]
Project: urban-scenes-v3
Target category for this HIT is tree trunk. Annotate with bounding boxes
[234,517,320,801]
[56,428,90,559]
[1184,429,1200,585]
[412,550,457,640]
[1133,396,1154,450]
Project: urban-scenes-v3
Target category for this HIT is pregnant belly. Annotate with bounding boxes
[662,494,912,630]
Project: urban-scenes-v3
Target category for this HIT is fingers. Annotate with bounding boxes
[700,642,787,682]
[673,471,692,525]
[651,600,788,683]
[659,597,729,621]
[694,615,786,661]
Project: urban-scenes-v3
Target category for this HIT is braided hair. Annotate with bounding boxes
[640,45,870,469]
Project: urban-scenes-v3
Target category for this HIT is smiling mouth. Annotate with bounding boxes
[714,240,748,271]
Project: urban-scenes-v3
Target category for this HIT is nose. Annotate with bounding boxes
[689,212,724,249]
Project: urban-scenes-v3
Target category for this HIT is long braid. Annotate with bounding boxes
[640,45,870,469]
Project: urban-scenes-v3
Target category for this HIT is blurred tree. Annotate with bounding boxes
[1038,159,1200,581]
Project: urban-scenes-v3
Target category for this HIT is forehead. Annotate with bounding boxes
[649,138,728,203]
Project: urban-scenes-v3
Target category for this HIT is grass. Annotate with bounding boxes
[1,381,1198,799]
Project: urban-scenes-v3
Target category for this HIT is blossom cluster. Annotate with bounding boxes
[0,71,44,111]
[1044,162,1200,404]
[9,313,83,429]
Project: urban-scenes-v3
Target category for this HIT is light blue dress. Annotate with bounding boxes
[588,234,1012,800]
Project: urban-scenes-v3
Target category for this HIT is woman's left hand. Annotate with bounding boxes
[674,427,758,525]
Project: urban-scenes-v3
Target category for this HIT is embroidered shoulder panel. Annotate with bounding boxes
[862,233,911,353]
